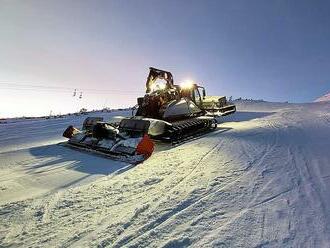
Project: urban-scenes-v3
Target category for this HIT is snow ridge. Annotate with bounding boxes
[314,92,330,102]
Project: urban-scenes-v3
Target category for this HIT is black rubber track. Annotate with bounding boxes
[166,118,217,145]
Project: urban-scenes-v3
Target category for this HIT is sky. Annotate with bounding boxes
[0,0,330,118]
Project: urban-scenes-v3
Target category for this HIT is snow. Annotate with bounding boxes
[314,92,330,102]
[1,102,330,247]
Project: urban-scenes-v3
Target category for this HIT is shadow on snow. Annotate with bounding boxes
[28,143,133,176]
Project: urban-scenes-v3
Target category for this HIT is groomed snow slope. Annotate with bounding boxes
[0,101,330,247]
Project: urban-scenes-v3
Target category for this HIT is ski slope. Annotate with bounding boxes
[0,101,330,247]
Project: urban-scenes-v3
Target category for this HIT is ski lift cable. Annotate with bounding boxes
[0,81,141,93]
[0,86,139,96]
[0,85,141,94]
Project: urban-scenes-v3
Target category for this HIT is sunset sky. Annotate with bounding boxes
[1,0,329,118]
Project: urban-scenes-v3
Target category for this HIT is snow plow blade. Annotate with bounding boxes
[61,118,155,164]
[60,142,146,164]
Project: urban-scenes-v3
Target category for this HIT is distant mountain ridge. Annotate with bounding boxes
[314,92,330,102]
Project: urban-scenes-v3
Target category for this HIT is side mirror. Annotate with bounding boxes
[202,89,206,99]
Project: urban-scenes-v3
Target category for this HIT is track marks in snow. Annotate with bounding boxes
[1,104,330,247]
[111,123,284,247]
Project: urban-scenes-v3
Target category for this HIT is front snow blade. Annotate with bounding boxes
[59,142,145,164]
[61,118,155,163]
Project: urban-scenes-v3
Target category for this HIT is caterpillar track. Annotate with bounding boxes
[163,118,218,144]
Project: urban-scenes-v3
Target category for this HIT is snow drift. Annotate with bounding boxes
[314,92,330,102]
[0,101,330,247]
